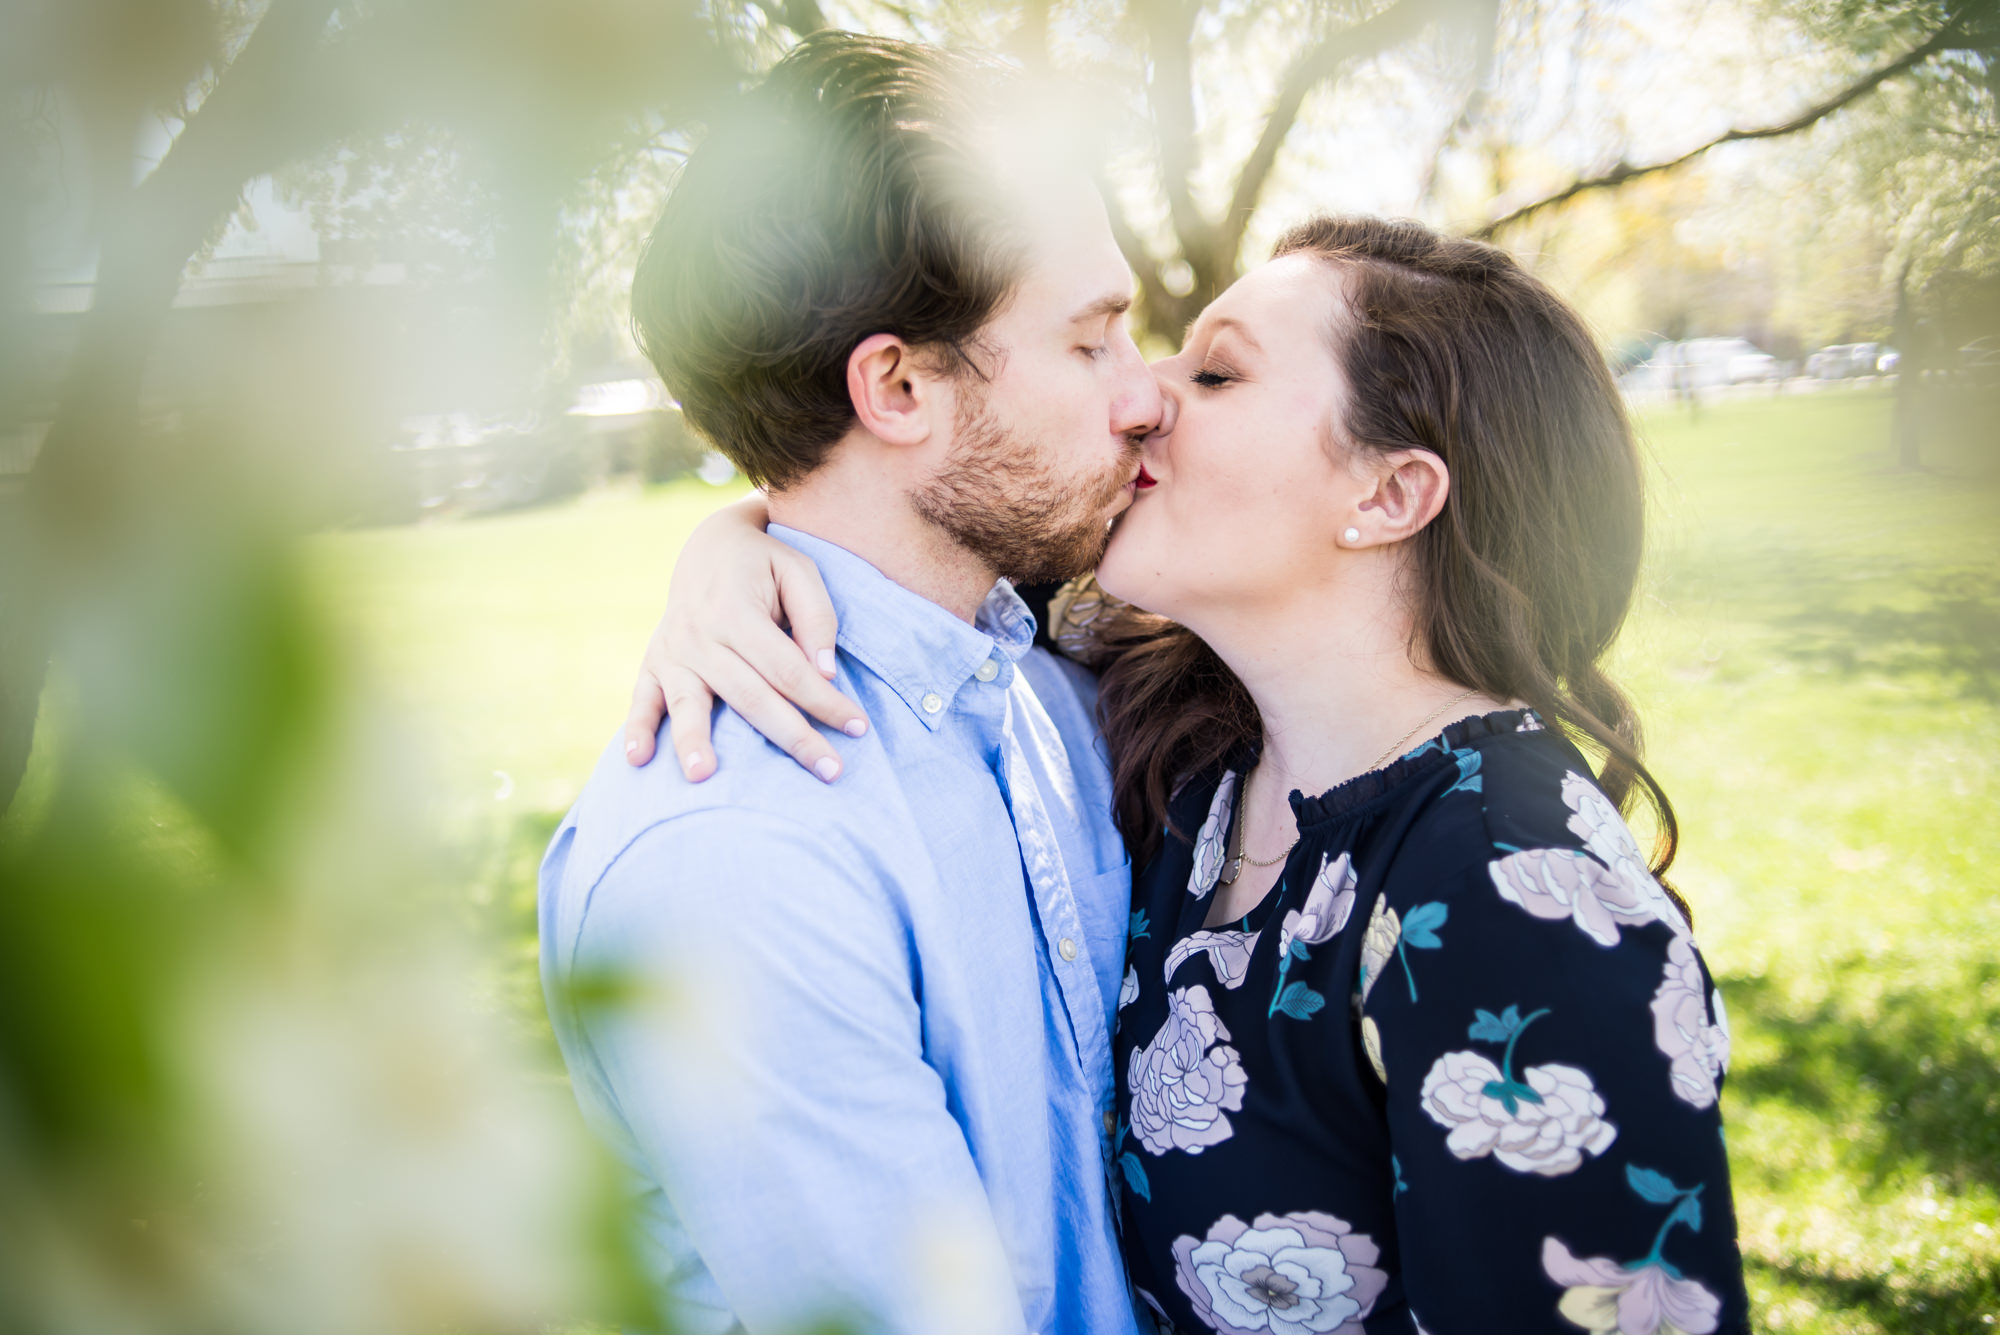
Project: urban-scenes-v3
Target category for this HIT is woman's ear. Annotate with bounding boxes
[847,334,939,447]
[1349,449,1449,545]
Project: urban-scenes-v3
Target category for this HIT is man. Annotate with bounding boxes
[538,33,1160,1335]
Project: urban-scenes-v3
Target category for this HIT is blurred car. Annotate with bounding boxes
[1622,337,1779,392]
[389,408,582,518]
[1807,342,1898,378]
[1688,337,1780,384]
[1955,335,2000,389]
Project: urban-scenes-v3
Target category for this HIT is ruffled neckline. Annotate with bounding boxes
[1282,708,1541,829]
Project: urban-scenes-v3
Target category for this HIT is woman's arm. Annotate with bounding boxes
[623,499,1132,783]
[1362,789,1749,1331]
[623,494,869,783]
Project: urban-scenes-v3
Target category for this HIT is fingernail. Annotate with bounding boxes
[682,752,705,776]
[816,649,837,677]
[814,756,840,783]
[843,719,868,737]
[625,740,641,758]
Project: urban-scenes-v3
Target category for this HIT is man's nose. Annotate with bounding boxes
[1111,339,1164,439]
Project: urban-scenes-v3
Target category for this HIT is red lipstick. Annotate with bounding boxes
[1135,464,1158,490]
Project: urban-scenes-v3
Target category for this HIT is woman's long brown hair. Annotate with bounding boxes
[1093,215,1682,903]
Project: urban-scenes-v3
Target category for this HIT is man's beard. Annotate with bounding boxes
[910,395,1140,586]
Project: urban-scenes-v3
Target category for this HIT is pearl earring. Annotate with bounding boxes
[1343,527,1361,545]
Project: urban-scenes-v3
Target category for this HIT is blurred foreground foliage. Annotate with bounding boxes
[0,1,737,1330]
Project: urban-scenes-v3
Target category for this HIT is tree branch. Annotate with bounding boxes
[1010,0,1053,68]
[1134,0,1214,272]
[755,0,827,36]
[1219,0,1481,263]
[1474,21,1964,239]
[3,0,341,816]
[1099,181,1180,336]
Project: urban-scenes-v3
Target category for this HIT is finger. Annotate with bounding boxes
[658,668,718,781]
[624,672,667,767]
[737,620,870,738]
[773,552,843,680]
[702,655,848,783]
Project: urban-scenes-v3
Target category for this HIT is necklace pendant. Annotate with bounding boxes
[1220,855,1243,887]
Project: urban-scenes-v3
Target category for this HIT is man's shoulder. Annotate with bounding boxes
[543,709,928,978]
[562,708,887,871]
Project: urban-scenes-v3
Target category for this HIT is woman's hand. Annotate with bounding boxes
[623,494,869,783]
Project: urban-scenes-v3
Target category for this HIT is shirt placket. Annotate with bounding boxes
[985,702,1117,1137]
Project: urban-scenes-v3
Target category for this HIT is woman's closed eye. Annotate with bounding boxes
[1190,366,1233,388]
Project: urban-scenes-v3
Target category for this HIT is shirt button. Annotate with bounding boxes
[1103,1110,1115,1136]
[1059,937,1077,961]
[920,692,944,714]
[974,658,999,682]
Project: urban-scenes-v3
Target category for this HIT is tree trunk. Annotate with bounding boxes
[0,0,341,817]
[1892,262,1922,470]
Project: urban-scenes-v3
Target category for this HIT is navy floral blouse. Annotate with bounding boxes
[1109,710,1751,1335]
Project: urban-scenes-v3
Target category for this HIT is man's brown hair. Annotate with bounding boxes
[631,33,1023,491]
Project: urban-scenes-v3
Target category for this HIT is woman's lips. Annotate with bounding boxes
[1135,463,1158,490]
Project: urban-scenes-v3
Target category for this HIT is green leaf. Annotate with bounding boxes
[1275,981,1326,1020]
[1670,1194,1704,1234]
[1626,1164,1684,1204]
[1468,1008,1513,1043]
[1289,938,1311,961]
[1129,909,1151,941]
[1402,901,1448,950]
[1118,1152,1151,1202]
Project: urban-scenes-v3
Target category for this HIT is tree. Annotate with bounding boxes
[1,0,734,815]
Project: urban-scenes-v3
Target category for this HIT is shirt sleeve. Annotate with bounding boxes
[565,810,1030,1335]
[1358,800,1749,1333]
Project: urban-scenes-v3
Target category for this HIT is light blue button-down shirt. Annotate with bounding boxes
[540,526,1142,1335]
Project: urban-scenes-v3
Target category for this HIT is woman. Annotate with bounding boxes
[626,215,1747,1334]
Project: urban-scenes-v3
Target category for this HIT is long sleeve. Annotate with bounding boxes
[561,811,1029,1335]
[1359,756,1749,1333]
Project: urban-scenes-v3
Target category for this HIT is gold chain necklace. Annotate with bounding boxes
[1219,687,1482,888]
[1366,687,1481,772]
[1219,768,1297,887]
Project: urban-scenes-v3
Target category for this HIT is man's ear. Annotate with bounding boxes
[847,334,939,447]
[1350,449,1449,545]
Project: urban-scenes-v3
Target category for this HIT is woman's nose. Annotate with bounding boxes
[1147,359,1181,438]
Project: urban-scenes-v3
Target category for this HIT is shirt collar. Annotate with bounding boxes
[769,525,1037,731]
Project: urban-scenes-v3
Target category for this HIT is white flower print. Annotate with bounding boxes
[1120,965,1140,1011]
[1167,929,1262,990]
[1277,853,1357,961]
[1418,1005,1615,1176]
[1488,775,1689,949]
[1127,985,1249,1155]
[1542,1237,1721,1335]
[1562,771,1690,937]
[1188,771,1239,899]
[1171,1212,1387,1335]
[1515,711,1546,732]
[1360,1016,1386,1085]
[1357,898,1399,1005]
[1420,1052,1616,1175]
[1650,935,1731,1109]
[1487,847,1655,949]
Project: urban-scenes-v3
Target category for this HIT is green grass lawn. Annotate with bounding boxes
[308,386,2000,1333]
